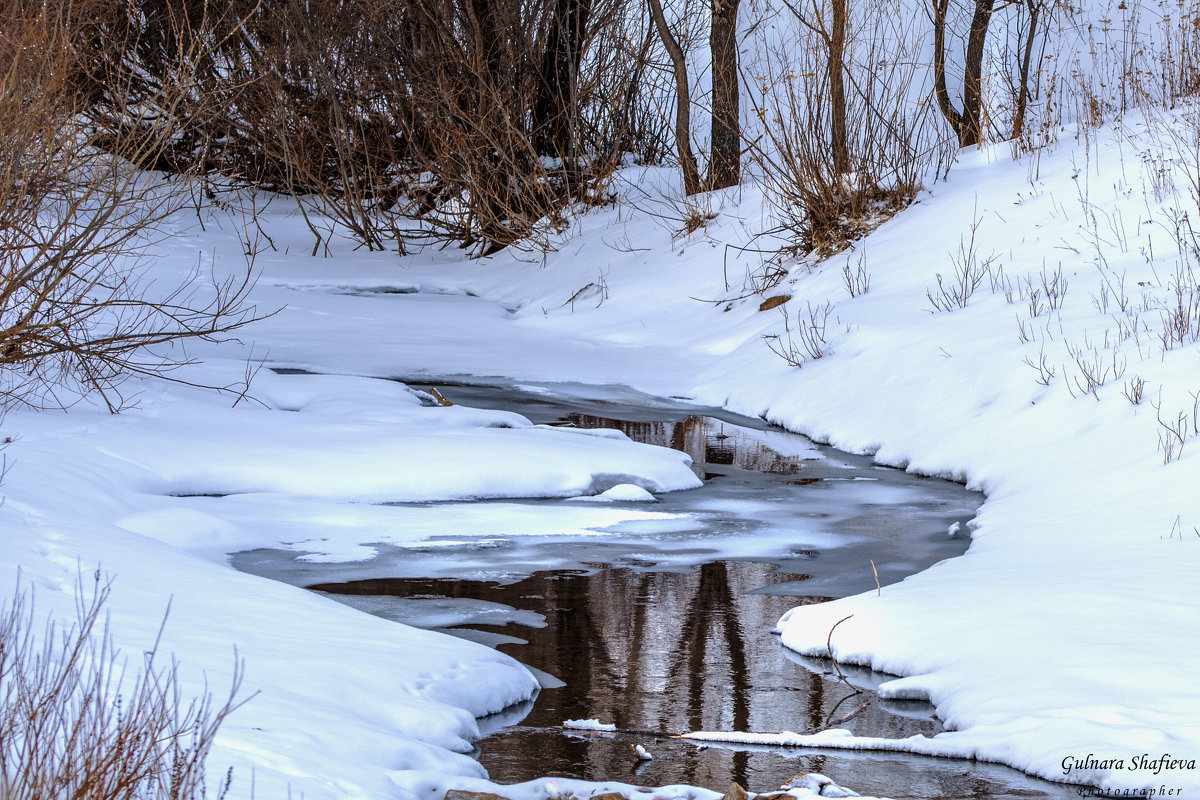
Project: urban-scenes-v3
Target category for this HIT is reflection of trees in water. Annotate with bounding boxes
[520,562,939,786]
[676,562,751,785]
[563,414,807,477]
[525,563,883,788]
[311,563,938,788]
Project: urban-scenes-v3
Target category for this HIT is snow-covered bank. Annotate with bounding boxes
[0,360,698,798]
[294,123,1200,795]
[5,113,1200,800]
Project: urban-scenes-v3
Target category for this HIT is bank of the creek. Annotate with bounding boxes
[232,378,1079,800]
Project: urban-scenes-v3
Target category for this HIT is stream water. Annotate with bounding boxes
[232,379,1079,800]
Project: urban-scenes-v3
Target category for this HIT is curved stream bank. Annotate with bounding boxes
[232,378,1078,800]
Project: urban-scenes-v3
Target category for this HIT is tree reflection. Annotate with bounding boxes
[563,414,811,478]
[310,561,940,789]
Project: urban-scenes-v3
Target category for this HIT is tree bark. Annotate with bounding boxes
[647,0,701,195]
[1011,0,1041,140]
[533,0,593,157]
[960,0,996,146]
[828,0,848,173]
[708,0,740,189]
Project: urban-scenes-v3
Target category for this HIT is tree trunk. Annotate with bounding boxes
[931,0,965,140]
[930,0,994,147]
[828,0,848,173]
[960,0,996,146]
[647,0,701,195]
[708,0,740,189]
[1011,0,1041,140]
[533,0,592,157]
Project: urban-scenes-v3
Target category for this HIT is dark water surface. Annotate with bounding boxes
[236,379,1078,800]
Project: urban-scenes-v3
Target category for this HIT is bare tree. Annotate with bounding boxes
[533,0,594,157]
[0,0,268,410]
[932,0,996,146]
[647,0,742,194]
[931,0,1049,146]
[647,0,703,194]
[783,0,849,174]
[709,0,741,188]
[1010,0,1046,140]
[750,3,954,255]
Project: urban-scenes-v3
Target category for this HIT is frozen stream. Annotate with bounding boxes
[232,379,1078,800]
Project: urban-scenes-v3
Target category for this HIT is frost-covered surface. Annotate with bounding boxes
[564,720,620,732]
[425,774,872,800]
[569,483,659,502]
[5,108,1200,800]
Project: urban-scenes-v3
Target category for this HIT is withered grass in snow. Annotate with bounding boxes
[0,573,246,800]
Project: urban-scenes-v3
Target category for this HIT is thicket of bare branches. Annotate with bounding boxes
[0,0,266,410]
[393,0,643,254]
[76,0,659,256]
[750,4,955,256]
[0,572,246,800]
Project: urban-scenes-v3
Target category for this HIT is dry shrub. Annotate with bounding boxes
[393,0,651,255]
[68,0,410,251]
[750,4,954,256]
[79,0,657,256]
[207,0,416,252]
[1010,0,1200,155]
[0,0,266,410]
[396,0,581,254]
[0,572,246,800]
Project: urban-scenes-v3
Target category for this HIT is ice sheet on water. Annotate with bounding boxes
[563,719,619,732]
[315,592,548,630]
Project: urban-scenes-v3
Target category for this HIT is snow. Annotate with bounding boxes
[6,85,1200,800]
[570,483,659,502]
[563,720,619,732]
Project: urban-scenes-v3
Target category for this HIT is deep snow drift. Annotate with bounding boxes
[5,110,1200,800]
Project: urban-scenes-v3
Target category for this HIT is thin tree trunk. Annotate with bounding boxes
[616,25,656,153]
[1012,0,1041,140]
[647,0,701,194]
[931,0,994,147]
[960,0,996,145]
[533,0,592,157]
[462,0,502,84]
[829,0,848,173]
[931,0,964,141]
[708,0,740,189]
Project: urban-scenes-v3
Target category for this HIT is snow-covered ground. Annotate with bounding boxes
[5,109,1200,800]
